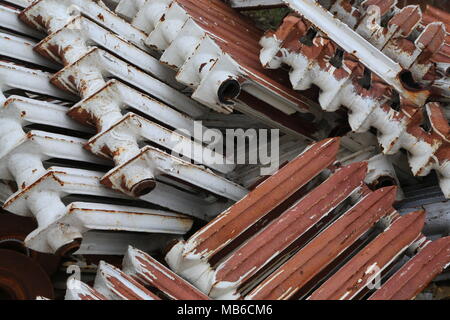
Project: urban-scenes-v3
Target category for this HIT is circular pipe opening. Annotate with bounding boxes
[56,238,82,257]
[131,179,157,197]
[218,79,241,105]
[399,70,423,91]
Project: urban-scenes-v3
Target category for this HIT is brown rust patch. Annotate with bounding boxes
[133,252,210,300]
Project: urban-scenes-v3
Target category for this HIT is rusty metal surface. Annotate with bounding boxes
[0,49,199,255]
[0,32,57,69]
[169,138,339,263]
[0,0,247,271]
[0,0,448,301]
[49,47,202,112]
[65,279,107,300]
[123,247,210,300]
[328,0,449,97]
[0,249,54,300]
[0,3,44,39]
[164,139,400,299]
[86,112,233,175]
[369,236,450,300]
[17,2,250,202]
[19,0,149,49]
[160,139,448,300]
[1,95,93,136]
[225,0,284,9]
[0,130,109,189]
[207,162,367,299]
[423,5,450,31]
[164,138,340,290]
[0,22,177,257]
[58,168,450,301]
[246,186,398,300]
[93,261,161,300]
[309,210,426,300]
[0,212,61,276]
[33,15,180,87]
[101,146,247,201]
[283,0,429,105]
[2,167,194,254]
[17,0,320,140]
[67,79,200,133]
[0,60,75,103]
[260,4,450,198]
[0,23,228,258]
[114,0,320,123]
[66,246,210,300]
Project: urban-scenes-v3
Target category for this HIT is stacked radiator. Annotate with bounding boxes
[0,0,448,300]
[0,0,253,259]
[65,139,450,300]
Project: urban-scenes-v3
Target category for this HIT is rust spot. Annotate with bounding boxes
[370,237,450,300]
[199,62,207,73]
[186,138,340,262]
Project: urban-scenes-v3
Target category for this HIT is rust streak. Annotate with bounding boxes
[248,186,398,300]
[309,210,426,300]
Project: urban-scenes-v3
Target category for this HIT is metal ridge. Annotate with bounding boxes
[259,7,450,197]
[115,0,319,117]
[369,236,450,300]
[207,162,368,299]
[246,186,398,300]
[164,138,341,291]
[309,210,426,300]
[168,138,340,265]
[123,246,211,300]
[93,261,161,300]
